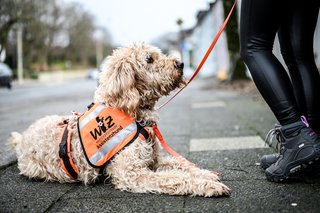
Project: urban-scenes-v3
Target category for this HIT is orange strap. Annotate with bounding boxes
[59,123,79,180]
[157,0,238,110]
[152,124,219,176]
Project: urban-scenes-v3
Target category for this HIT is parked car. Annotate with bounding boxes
[0,62,13,89]
[86,68,100,80]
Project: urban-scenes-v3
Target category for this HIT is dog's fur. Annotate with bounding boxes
[9,43,230,197]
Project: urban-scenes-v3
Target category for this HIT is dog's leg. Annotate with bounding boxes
[152,141,219,182]
[110,165,230,197]
[107,141,229,197]
[155,155,220,182]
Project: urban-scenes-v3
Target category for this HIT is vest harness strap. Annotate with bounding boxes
[58,121,79,180]
[58,103,151,180]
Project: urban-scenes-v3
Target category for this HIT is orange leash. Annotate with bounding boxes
[152,0,238,177]
[152,124,219,176]
[157,0,238,110]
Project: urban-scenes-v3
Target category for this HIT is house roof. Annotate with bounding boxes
[183,0,217,34]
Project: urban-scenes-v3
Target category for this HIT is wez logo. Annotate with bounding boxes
[90,116,115,140]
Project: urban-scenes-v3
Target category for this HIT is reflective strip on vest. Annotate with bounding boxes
[89,121,137,165]
[79,104,106,130]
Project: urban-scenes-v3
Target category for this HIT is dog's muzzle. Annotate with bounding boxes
[175,61,184,70]
[175,61,184,77]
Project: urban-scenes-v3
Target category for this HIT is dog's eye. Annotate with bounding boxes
[145,55,154,64]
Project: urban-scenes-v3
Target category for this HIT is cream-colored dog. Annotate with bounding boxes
[9,43,230,197]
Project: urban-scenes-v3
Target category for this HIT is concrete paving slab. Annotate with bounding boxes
[222,93,277,138]
[190,136,266,151]
[188,148,320,183]
[48,194,185,213]
[159,135,190,156]
[190,106,257,138]
[61,183,142,199]
[187,148,270,181]
[0,165,75,212]
[184,179,320,213]
[191,101,226,109]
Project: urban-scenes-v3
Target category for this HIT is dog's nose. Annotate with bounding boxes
[175,61,184,70]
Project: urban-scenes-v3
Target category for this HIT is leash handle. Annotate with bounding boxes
[152,124,219,176]
[157,0,238,110]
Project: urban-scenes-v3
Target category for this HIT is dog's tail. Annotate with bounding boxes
[7,132,23,149]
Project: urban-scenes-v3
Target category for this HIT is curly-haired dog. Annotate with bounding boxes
[9,43,230,197]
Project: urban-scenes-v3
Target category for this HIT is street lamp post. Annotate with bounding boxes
[176,18,184,61]
[17,24,24,84]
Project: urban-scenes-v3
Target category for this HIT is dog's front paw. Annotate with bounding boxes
[200,169,221,182]
[204,181,231,197]
[210,172,220,182]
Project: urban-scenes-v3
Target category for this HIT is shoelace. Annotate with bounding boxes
[265,124,284,151]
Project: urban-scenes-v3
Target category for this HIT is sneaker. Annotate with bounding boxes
[265,116,320,182]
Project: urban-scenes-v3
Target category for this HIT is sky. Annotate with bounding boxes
[63,0,213,46]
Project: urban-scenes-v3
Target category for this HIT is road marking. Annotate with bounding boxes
[191,101,226,109]
[190,136,266,151]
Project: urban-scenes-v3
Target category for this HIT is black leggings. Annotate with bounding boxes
[240,0,320,132]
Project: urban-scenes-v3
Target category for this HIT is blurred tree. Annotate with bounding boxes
[94,27,113,66]
[0,0,37,55]
[23,0,64,71]
[222,0,246,81]
[2,0,114,75]
[63,3,96,66]
[176,19,183,28]
[100,27,113,57]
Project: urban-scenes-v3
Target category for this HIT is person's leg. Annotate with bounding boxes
[278,0,320,133]
[240,0,320,181]
[240,0,300,125]
[260,0,320,170]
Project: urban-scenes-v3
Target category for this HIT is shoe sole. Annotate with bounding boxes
[265,146,320,182]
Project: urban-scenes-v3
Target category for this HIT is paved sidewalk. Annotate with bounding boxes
[1,79,320,212]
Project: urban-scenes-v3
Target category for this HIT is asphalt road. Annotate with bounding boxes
[0,79,97,167]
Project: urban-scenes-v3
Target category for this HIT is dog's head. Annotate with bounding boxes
[94,43,186,118]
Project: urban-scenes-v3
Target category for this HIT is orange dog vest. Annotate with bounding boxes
[58,103,150,180]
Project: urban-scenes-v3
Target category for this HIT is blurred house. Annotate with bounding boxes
[151,32,181,58]
[182,0,229,78]
[181,0,320,79]
[155,0,320,80]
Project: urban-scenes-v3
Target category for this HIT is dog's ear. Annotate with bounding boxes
[95,58,140,117]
